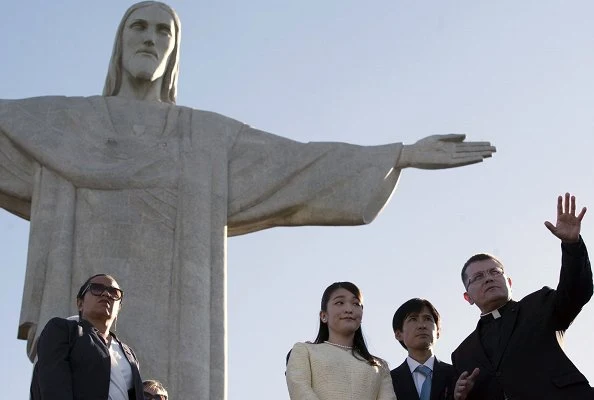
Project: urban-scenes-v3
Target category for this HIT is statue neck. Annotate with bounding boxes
[118,72,164,102]
[103,96,171,139]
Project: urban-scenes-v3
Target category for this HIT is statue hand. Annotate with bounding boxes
[544,193,587,243]
[398,134,496,170]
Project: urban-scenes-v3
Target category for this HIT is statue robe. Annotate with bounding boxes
[0,95,402,399]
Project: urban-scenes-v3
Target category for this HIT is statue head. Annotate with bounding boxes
[103,1,181,103]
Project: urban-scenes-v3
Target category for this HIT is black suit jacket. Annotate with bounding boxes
[452,238,593,400]
[34,317,144,400]
[390,357,456,400]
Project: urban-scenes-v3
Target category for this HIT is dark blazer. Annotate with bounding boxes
[452,238,593,400]
[390,357,456,400]
[34,317,144,400]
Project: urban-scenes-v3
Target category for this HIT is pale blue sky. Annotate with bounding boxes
[2,1,594,398]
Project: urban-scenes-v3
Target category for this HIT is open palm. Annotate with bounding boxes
[544,193,587,243]
[400,134,496,170]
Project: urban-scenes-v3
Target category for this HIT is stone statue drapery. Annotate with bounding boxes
[0,95,402,397]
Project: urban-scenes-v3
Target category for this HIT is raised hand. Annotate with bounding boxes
[454,368,479,400]
[544,193,587,243]
[397,134,496,170]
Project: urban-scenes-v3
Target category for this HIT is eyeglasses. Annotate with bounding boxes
[82,283,124,300]
[467,267,504,287]
[144,392,167,400]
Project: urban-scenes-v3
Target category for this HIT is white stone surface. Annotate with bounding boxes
[0,2,495,399]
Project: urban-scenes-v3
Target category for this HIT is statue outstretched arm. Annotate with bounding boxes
[396,134,496,170]
[227,124,402,235]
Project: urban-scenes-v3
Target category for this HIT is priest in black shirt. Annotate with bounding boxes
[451,193,593,400]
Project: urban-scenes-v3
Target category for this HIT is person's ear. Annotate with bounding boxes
[76,298,83,312]
[395,330,403,341]
[463,292,474,305]
[319,311,327,323]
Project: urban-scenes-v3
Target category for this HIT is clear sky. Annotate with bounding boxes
[2,1,594,398]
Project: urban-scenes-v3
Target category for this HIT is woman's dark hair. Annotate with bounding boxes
[76,273,119,299]
[313,282,380,366]
[76,273,120,320]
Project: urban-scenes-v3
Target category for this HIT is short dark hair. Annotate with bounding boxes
[392,298,440,350]
[461,253,504,287]
[76,273,120,321]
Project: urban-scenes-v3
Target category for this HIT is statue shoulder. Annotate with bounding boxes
[187,108,247,144]
[191,107,245,127]
[0,95,95,111]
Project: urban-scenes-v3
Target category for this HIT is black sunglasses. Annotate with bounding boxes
[143,392,167,400]
[82,282,124,300]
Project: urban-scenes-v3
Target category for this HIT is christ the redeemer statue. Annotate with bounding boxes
[0,2,495,398]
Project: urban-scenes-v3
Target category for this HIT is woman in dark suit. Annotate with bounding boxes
[34,273,144,399]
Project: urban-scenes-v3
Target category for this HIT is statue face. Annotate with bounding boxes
[121,4,176,82]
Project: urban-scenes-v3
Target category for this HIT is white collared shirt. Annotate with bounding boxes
[66,315,132,399]
[108,340,133,400]
[406,355,435,396]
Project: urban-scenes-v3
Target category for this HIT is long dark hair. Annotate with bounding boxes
[313,282,379,366]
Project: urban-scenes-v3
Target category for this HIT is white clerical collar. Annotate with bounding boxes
[481,308,501,319]
[480,301,511,319]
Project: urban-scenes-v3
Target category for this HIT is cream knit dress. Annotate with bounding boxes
[286,342,397,400]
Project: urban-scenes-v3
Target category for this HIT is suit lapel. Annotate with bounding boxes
[395,361,420,400]
[493,300,519,368]
[430,358,446,400]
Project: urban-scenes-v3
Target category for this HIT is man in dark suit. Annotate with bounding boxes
[452,193,593,400]
[391,298,456,400]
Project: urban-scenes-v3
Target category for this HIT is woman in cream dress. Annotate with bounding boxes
[286,282,397,400]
